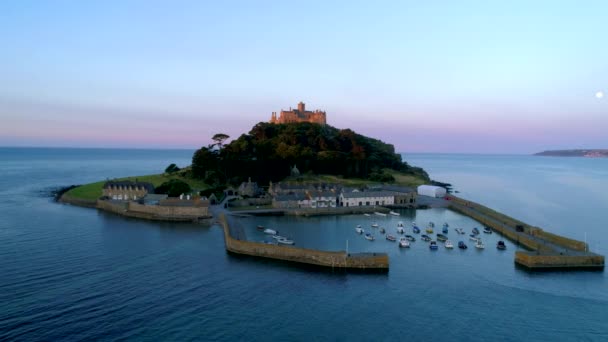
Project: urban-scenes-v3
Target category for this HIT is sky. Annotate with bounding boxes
[1,0,606,153]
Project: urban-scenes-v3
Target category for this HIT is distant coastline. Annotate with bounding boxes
[534,149,608,158]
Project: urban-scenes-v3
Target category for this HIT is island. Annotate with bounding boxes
[534,149,608,158]
[59,102,604,271]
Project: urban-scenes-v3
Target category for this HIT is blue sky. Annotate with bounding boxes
[1,0,606,153]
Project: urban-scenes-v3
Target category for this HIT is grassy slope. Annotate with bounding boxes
[64,173,208,201]
[65,167,427,202]
[284,169,427,187]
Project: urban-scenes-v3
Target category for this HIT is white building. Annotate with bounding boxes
[340,191,395,207]
[417,185,447,198]
[310,191,338,208]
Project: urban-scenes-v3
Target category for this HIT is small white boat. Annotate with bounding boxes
[475,240,485,249]
[399,237,410,248]
[445,240,454,249]
[379,227,386,234]
[277,237,295,245]
[455,228,465,235]
[389,211,400,216]
[396,227,405,234]
[364,213,371,217]
[263,228,277,235]
[272,235,287,240]
[483,227,492,234]
[371,223,379,228]
[355,227,364,234]
[386,234,397,242]
[374,212,387,217]
[365,233,375,241]
[469,235,479,242]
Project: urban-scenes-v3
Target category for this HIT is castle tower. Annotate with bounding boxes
[297,102,305,112]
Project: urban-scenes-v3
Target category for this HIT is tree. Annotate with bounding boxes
[212,133,230,150]
[192,146,218,179]
[164,163,180,174]
[155,179,192,197]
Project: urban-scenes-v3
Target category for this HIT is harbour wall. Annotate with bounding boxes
[448,196,604,270]
[220,215,389,270]
[515,252,605,269]
[96,199,211,222]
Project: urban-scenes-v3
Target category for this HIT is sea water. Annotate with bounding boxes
[0,148,606,341]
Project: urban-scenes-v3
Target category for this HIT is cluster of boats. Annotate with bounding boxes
[354,220,508,251]
[257,226,295,245]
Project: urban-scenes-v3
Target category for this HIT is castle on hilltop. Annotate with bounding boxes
[270,102,326,125]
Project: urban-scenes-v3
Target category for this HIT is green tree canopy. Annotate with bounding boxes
[164,163,180,174]
[155,179,192,197]
[192,122,429,184]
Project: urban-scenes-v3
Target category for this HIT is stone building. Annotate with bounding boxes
[378,185,417,207]
[339,191,395,207]
[238,178,261,197]
[272,193,311,209]
[102,181,155,200]
[270,102,326,125]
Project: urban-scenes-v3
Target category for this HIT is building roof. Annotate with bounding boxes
[143,194,168,201]
[103,181,155,193]
[341,191,396,199]
[274,193,308,201]
[310,191,336,198]
[378,185,415,193]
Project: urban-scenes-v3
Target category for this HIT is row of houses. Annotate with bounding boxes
[270,183,417,209]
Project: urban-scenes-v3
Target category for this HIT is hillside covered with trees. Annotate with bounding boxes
[191,122,429,186]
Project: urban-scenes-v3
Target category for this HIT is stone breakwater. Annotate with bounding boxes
[220,215,389,271]
[448,196,604,270]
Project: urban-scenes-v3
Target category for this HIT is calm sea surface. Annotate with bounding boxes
[1,148,607,341]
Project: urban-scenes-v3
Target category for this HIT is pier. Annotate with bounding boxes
[219,214,389,271]
[447,196,605,270]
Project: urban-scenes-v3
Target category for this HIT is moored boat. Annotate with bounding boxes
[483,227,492,234]
[374,212,387,217]
[429,240,438,250]
[364,213,371,217]
[355,226,364,234]
[371,223,379,228]
[379,227,386,234]
[396,226,404,234]
[263,228,277,235]
[455,228,465,235]
[386,234,397,242]
[472,227,480,235]
[436,233,448,242]
[399,237,410,248]
[397,221,404,227]
[458,241,468,249]
[445,240,454,249]
[469,234,479,242]
[277,237,295,245]
[429,221,435,228]
[442,226,448,234]
[256,225,265,231]
[421,234,431,242]
[497,240,507,250]
[365,233,375,241]
[426,227,434,234]
[389,211,400,216]
[405,234,415,241]
[272,235,287,240]
[475,239,485,249]
[413,226,421,234]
